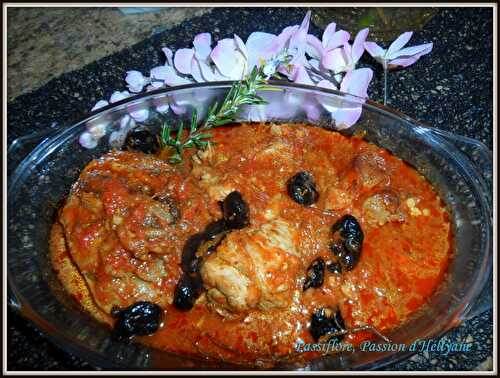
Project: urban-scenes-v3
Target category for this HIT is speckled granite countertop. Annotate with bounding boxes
[7,7,493,371]
[7,7,212,101]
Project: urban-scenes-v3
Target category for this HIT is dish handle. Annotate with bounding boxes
[8,126,62,175]
[8,126,65,315]
[462,272,493,321]
[8,283,22,312]
[426,127,493,321]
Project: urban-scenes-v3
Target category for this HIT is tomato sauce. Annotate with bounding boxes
[50,123,451,366]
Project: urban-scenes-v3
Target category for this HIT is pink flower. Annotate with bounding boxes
[245,32,282,72]
[340,67,373,98]
[210,35,248,80]
[317,68,373,129]
[82,10,393,148]
[109,90,150,122]
[173,32,223,82]
[364,32,433,69]
[83,99,113,148]
[79,132,100,149]
[306,22,350,68]
[148,47,192,87]
[125,70,150,93]
[321,28,369,73]
[91,99,109,111]
[151,65,192,87]
[277,11,312,79]
[109,90,130,103]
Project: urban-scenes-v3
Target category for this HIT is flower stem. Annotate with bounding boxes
[383,64,388,106]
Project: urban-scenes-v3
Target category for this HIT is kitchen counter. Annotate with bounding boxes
[6,7,212,101]
[7,6,493,371]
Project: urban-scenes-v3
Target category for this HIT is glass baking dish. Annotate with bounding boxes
[7,82,493,370]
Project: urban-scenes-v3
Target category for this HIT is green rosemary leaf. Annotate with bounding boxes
[176,121,184,144]
[190,109,198,134]
[169,153,183,164]
[196,133,213,140]
[160,62,277,163]
[161,123,172,148]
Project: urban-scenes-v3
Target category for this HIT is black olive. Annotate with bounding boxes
[310,307,346,342]
[329,215,364,271]
[303,258,325,291]
[222,191,250,229]
[173,273,203,311]
[181,233,206,274]
[204,219,229,239]
[181,220,228,275]
[124,128,159,154]
[326,261,342,274]
[111,301,162,341]
[287,171,319,206]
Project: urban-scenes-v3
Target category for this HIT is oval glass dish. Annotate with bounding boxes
[7,82,493,370]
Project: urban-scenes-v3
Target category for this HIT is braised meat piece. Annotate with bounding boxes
[201,219,301,314]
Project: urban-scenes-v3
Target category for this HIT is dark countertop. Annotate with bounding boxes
[7,7,493,371]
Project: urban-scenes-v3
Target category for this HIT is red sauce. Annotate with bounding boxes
[51,123,452,366]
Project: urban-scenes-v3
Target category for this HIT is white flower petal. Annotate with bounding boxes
[190,58,205,83]
[125,70,148,93]
[119,115,134,129]
[364,41,386,59]
[174,48,195,74]
[321,47,347,72]
[245,31,280,70]
[322,22,337,48]
[162,47,174,66]
[293,65,314,85]
[277,25,299,50]
[387,31,413,58]
[198,59,215,81]
[193,33,212,61]
[146,81,165,91]
[317,79,337,90]
[316,79,340,113]
[234,34,248,60]
[79,132,99,149]
[391,42,433,59]
[151,65,170,80]
[332,106,363,130]
[352,28,369,63]
[87,123,107,138]
[340,68,373,98]
[91,100,109,111]
[109,91,130,103]
[325,30,351,51]
[156,103,170,113]
[129,108,149,122]
[162,66,193,86]
[306,34,323,60]
[210,38,238,77]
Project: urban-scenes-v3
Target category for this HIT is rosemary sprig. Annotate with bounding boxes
[160,65,271,164]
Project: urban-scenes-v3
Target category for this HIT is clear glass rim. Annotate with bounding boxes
[74,80,437,133]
